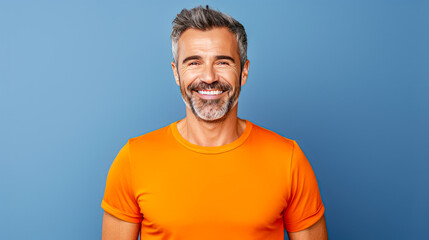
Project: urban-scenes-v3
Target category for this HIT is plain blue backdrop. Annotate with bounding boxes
[1,0,428,239]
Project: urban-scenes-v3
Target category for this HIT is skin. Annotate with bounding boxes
[287,215,328,240]
[101,212,140,240]
[171,27,249,146]
[102,27,328,240]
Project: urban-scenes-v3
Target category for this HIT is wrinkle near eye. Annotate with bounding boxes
[179,60,240,77]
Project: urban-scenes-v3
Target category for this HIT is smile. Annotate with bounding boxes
[197,90,224,95]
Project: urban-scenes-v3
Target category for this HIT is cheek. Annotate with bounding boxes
[180,71,200,85]
[218,71,239,85]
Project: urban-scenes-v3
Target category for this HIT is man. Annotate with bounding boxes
[101,5,328,240]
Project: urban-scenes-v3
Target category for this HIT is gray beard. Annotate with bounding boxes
[178,72,242,122]
[185,93,237,121]
[180,85,241,122]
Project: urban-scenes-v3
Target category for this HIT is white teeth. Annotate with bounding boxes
[198,90,223,95]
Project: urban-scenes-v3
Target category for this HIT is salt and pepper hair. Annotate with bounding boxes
[171,5,247,69]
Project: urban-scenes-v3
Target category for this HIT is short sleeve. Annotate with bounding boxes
[101,141,143,223]
[283,141,325,232]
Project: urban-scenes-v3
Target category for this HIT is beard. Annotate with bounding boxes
[179,77,241,122]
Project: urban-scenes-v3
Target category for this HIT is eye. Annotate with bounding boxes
[218,61,229,65]
[188,61,199,66]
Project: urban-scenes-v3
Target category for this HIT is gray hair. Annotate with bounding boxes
[171,5,247,69]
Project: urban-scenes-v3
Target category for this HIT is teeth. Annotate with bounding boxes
[198,90,224,95]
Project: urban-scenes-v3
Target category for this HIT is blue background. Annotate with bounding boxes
[1,0,428,239]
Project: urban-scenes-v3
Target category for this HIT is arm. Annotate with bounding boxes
[101,143,142,239]
[102,211,140,240]
[287,214,328,240]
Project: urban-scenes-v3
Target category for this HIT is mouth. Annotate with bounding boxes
[193,89,226,99]
[196,89,224,95]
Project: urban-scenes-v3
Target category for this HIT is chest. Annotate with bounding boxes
[132,149,289,237]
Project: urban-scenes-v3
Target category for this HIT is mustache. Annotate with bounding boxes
[187,81,232,92]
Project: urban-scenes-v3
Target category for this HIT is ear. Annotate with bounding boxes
[240,60,250,86]
[171,61,180,86]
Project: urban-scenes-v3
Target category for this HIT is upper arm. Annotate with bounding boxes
[101,142,143,222]
[287,214,328,240]
[102,211,140,240]
[284,141,325,231]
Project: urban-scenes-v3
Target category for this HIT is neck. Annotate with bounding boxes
[176,105,247,147]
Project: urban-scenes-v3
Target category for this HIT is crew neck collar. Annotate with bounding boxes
[170,119,253,154]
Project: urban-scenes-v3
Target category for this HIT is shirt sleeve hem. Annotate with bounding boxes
[285,204,325,233]
[101,200,142,224]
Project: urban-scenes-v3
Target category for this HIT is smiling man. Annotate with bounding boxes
[101,5,328,240]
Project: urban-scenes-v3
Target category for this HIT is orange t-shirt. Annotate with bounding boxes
[101,120,325,239]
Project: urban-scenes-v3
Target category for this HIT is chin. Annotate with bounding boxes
[195,108,228,122]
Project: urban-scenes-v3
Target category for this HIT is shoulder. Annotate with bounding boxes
[249,122,297,153]
[250,122,296,146]
[128,123,173,149]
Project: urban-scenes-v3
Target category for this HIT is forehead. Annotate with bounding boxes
[177,27,239,60]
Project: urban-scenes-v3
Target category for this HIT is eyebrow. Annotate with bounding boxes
[181,55,235,64]
[182,55,202,64]
[215,55,235,63]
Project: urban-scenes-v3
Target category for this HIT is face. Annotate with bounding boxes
[172,27,249,121]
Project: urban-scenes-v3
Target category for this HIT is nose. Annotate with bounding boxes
[200,63,217,84]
